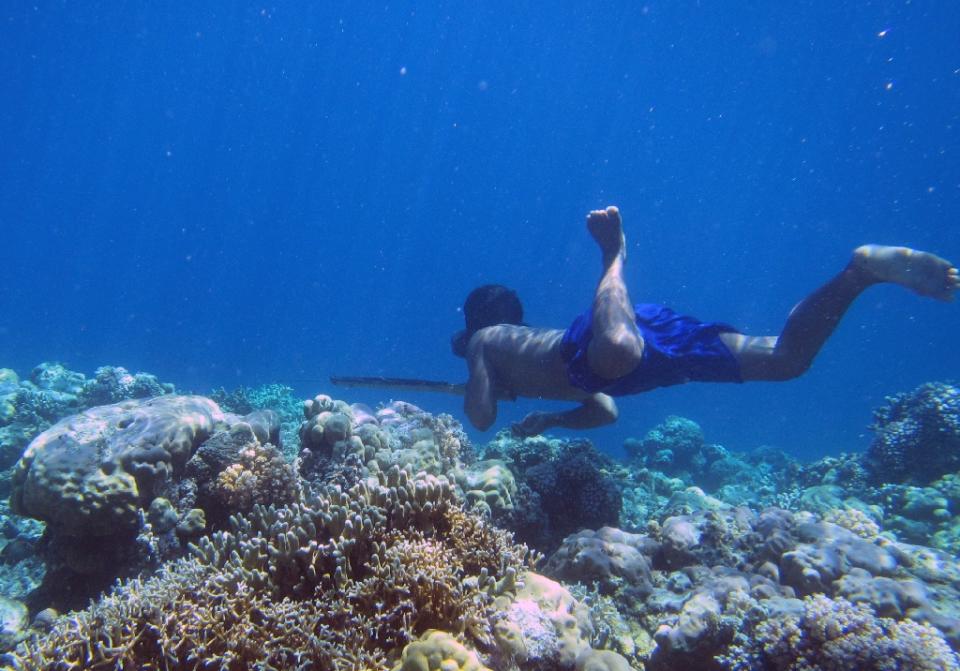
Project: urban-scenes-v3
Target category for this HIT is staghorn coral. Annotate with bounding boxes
[10,465,538,670]
[720,594,960,670]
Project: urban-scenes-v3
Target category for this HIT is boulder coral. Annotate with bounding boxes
[10,395,224,536]
[545,526,654,595]
[0,363,175,469]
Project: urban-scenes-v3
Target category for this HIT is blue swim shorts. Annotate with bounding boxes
[560,303,743,396]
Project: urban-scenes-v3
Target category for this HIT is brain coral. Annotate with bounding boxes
[10,395,225,536]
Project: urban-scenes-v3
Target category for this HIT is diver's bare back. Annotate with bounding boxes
[472,324,592,401]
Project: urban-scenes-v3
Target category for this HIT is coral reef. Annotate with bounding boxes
[7,394,294,611]
[866,381,960,485]
[540,499,960,669]
[0,363,175,470]
[455,459,517,519]
[545,527,654,595]
[393,629,492,671]
[11,395,224,536]
[77,365,174,407]
[297,396,473,501]
[491,571,611,669]
[212,438,299,511]
[210,382,303,456]
[482,432,621,553]
[623,416,797,506]
[8,467,539,670]
[721,594,959,670]
[8,375,960,670]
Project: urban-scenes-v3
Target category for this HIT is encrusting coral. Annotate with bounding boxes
[8,465,539,670]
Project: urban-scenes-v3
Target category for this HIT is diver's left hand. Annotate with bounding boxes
[511,411,554,438]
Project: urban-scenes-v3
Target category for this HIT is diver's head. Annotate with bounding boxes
[450,284,525,358]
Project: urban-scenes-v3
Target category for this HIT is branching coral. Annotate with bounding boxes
[822,506,880,539]
[719,594,960,671]
[11,466,538,670]
[213,441,300,511]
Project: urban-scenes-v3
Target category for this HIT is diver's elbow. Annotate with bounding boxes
[466,403,496,431]
[469,412,496,432]
[474,417,495,431]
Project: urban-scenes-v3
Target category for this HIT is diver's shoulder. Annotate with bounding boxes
[471,325,564,352]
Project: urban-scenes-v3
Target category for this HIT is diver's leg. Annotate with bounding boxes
[722,245,959,381]
[586,206,645,380]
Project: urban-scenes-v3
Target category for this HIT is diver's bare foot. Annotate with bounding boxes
[852,244,959,301]
[587,206,626,266]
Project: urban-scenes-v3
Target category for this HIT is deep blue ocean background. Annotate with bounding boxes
[1,2,957,461]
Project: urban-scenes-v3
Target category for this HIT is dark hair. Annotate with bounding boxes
[451,284,525,357]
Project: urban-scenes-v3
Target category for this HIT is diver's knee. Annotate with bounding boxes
[588,333,644,380]
[765,356,811,381]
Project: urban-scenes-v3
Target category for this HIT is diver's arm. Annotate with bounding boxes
[464,341,497,431]
[511,394,618,437]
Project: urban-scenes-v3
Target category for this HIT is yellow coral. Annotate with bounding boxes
[823,506,880,539]
[213,442,300,511]
[392,630,492,671]
[575,648,633,671]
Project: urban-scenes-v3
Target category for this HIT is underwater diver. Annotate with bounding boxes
[450,206,959,437]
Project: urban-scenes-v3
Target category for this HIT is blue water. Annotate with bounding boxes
[1,2,958,460]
